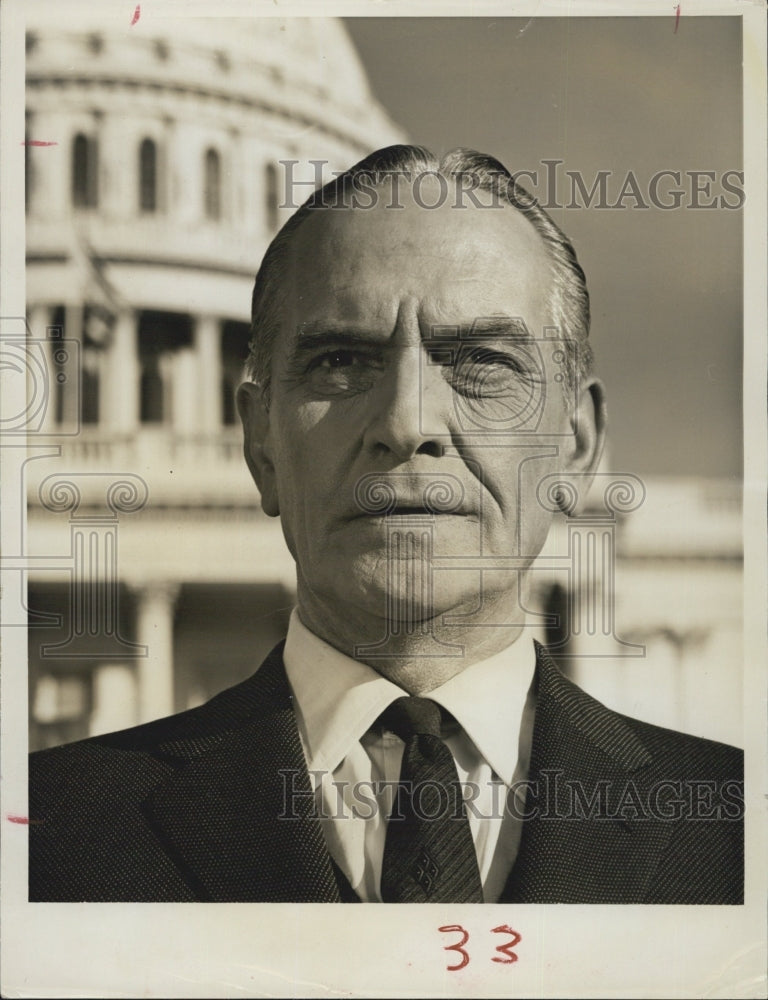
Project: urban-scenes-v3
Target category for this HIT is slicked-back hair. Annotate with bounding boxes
[245,144,593,404]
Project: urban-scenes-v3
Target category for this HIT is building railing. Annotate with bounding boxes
[615,477,742,559]
[25,428,256,506]
[27,217,267,276]
[47,428,244,464]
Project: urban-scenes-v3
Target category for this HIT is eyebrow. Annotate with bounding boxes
[287,316,535,366]
[424,317,533,341]
[287,330,386,367]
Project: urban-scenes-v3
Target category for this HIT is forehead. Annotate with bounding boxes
[279,187,553,335]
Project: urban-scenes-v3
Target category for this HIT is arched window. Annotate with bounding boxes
[139,138,158,213]
[203,147,221,220]
[265,162,279,232]
[72,133,98,208]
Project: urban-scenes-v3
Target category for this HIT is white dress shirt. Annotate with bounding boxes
[283,609,537,902]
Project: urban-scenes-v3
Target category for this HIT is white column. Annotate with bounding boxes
[172,345,198,431]
[135,582,179,723]
[92,110,108,218]
[228,129,244,225]
[173,122,198,226]
[89,663,138,736]
[108,309,139,432]
[195,314,221,432]
[160,117,173,215]
[27,108,67,220]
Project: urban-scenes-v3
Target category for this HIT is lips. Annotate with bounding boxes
[350,500,476,520]
[352,472,472,518]
[379,504,465,516]
[385,505,435,515]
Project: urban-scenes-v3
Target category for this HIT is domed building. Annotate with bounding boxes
[24,11,406,749]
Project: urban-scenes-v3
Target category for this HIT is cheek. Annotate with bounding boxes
[271,408,351,511]
[539,376,573,436]
[271,404,324,476]
[484,450,557,549]
[518,455,559,553]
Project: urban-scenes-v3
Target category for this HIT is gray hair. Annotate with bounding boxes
[246,144,593,403]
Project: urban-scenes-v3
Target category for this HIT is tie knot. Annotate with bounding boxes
[380,696,443,742]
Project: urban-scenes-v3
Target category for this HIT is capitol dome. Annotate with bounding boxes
[24,10,407,748]
[26,11,405,327]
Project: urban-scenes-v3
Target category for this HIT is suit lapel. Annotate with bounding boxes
[143,641,675,904]
[144,647,341,902]
[502,644,675,903]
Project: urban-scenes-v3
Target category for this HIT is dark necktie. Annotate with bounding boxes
[379,696,484,903]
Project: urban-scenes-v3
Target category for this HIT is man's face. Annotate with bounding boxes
[243,183,590,626]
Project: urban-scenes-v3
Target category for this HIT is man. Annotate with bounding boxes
[29,145,743,903]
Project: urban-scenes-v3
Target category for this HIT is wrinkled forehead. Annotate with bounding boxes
[277,191,554,335]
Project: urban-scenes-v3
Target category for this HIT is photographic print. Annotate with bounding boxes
[1,0,765,996]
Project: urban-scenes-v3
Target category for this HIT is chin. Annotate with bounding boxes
[336,563,481,626]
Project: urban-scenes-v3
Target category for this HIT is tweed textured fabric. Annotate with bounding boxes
[379,698,483,903]
[502,644,744,904]
[29,641,743,903]
[30,644,341,902]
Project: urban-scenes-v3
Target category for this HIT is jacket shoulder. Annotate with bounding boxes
[30,643,289,809]
[620,713,743,780]
[535,642,742,779]
[37,641,286,750]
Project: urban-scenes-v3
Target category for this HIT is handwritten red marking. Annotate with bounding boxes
[674,4,681,33]
[131,4,141,25]
[7,815,29,824]
[438,925,470,972]
[22,140,58,147]
[491,924,522,964]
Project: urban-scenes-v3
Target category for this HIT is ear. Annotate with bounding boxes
[236,382,280,517]
[562,375,607,491]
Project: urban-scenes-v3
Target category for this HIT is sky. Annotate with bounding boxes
[343,16,743,479]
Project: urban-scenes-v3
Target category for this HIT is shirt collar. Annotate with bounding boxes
[283,608,537,786]
[283,610,403,776]
[425,637,535,785]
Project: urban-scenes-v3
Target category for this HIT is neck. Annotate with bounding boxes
[296,576,530,694]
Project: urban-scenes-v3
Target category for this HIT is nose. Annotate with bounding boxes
[362,345,447,461]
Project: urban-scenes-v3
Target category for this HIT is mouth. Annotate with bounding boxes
[384,505,436,516]
[352,505,476,520]
[350,473,477,521]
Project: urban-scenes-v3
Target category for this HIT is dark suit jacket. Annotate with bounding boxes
[29,642,743,903]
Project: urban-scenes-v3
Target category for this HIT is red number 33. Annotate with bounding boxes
[438,924,521,971]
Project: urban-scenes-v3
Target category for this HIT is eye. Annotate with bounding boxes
[305,348,385,396]
[314,349,362,370]
[449,346,540,398]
